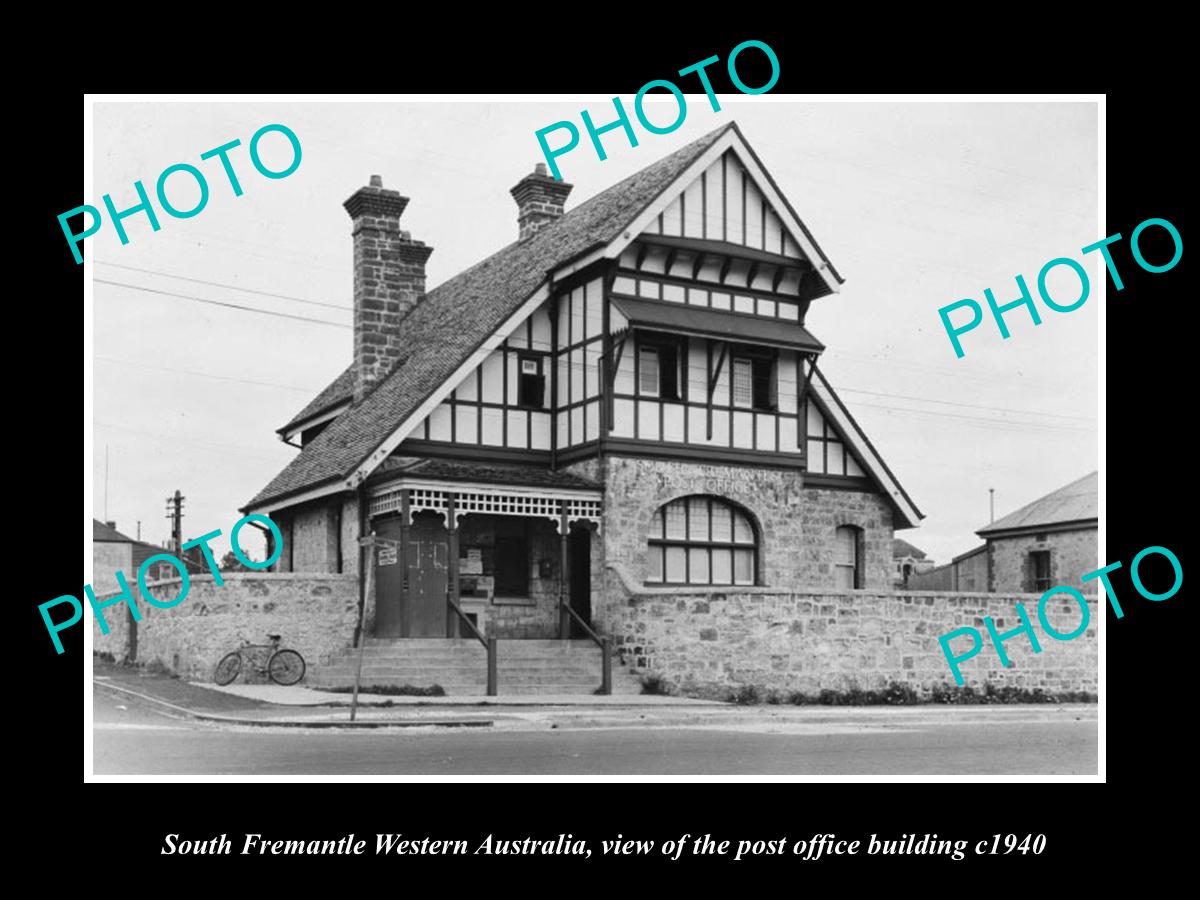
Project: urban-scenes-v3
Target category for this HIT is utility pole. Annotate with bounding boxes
[989,488,995,524]
[165,490,185,556]
[136,520,141,541]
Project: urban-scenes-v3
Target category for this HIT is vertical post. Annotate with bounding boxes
[351,532,375,722]
[487,637,498,696]
[600,636,612,695]
[446,493,459,638]
[559,502,571,639]
[399,489,411,637]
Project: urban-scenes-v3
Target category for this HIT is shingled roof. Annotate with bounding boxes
[977,471,1098,536]
[247,123,768,510]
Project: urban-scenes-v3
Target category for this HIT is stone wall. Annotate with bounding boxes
[593,456,894,600]
[989,527,1099,594]
[606,564,1097,695]
[91,573,360,682]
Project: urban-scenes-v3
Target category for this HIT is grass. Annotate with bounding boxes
[323,683,446,697]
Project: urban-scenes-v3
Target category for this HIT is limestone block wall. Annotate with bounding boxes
[605,564,1097,695]
[91,573,360,681]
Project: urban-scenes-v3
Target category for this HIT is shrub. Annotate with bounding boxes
[730,684,761,705]
[324,684,446,697]
[640,673,670,696]
[143,659,174,678]
[93,651,115,664]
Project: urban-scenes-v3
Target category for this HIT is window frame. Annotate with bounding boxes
[1029,549,1052,592]
[635,332,684,402]
[516,352,546,410]
[645,495,759,587]
[730,346,778,412]
[834,524,863,590]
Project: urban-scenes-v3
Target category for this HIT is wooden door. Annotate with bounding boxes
[405,513,449,637]
[373,516,404,638]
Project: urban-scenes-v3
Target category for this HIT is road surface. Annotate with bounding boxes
[92,688,1096,776]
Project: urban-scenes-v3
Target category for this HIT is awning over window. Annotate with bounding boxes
[611,297,825,353]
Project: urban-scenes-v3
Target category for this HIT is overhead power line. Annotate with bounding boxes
[95,279,351,329]
[96,262,351,312]
[95,356,321,393]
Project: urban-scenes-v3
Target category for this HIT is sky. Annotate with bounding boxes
[89,99,1098,567]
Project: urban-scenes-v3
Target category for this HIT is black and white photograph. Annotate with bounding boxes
[81,96,1102,778]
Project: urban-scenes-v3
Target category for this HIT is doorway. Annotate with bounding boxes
[568,526,592,638]
[372,511,448,638]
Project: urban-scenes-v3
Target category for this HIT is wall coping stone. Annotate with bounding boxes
[606,562,1097,603]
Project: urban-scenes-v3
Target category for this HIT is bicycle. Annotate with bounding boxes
[213,634,306,686]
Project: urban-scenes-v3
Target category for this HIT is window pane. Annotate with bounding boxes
[650,509,663,538]
[665,546,686,582]
[647,547,663,582]
[711,505,732,542]
[733,511,754,544]
[687,497,709,540]
[664,502,687,539]
[834,564,854,591]
[711,549,732,584]
[835,526,856,564]
[639,348,660,396]
[733,549,754,584]
[733,359,753,408]
[688,548,710,584]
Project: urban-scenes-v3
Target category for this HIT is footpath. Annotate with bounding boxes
[93,662,1098,734]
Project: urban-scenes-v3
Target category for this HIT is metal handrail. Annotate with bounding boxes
[559,600,612,695]
[448,597,497,696]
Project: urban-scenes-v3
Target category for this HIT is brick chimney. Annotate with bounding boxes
[510,163,573,240]
[343,175,433,402]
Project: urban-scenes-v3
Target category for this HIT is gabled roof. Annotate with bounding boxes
[279,366,355,436]
[977,471,1098,536]
[246,123,843,512]
[93,519,136,543]
[893,538,926,560]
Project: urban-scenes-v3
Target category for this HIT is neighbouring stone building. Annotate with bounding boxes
[977,472,1098,594]
[95,124,1096,697]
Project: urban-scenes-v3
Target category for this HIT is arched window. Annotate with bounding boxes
[646,496,758,586]
[835,525,863,589]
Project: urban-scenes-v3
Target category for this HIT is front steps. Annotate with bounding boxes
[310,639,644,696]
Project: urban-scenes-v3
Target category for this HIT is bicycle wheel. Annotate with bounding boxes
[213,652,242,686]
[268,649,305,686]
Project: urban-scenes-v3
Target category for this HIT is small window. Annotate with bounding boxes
[517,355,545,408]
[834,525,862,590]
[1030,550,1052,592]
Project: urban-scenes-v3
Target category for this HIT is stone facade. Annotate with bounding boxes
[590,455,893,599]
[605,565,1097,695]
[273,497,358,575]
[988,527,1099,594]
[91,573,360,681]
